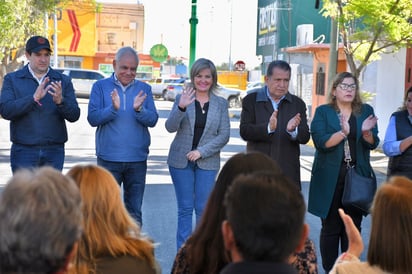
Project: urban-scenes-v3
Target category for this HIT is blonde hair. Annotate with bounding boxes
[66,164,155,273]
[368,176,412,273]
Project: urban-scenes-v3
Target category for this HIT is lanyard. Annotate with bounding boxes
[344,139,352,167]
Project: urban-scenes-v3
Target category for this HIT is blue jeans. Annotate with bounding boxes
[11,143,64,173]
[97,157,147,226]
[169,162,217,250]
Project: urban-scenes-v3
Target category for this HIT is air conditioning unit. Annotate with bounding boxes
[296,24,314,46]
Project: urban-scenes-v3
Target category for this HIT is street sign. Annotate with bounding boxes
[150,44,168,63]
[234,60,246,71]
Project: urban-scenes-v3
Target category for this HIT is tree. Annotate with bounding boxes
[322,0,412,78]
[0,0,98,86]
[216,62,230,71]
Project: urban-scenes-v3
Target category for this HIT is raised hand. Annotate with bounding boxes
[47,80,63,105]
[362,114,378,132]
[340,113,350,136]
[133,90,147,111]
[33,77,50,102]
[287,113,301,132]
[339,208,363,257]
[269,110,278,132]
[111,89,120,110]
[178,86,195,109]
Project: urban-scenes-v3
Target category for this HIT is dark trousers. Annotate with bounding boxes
[320,163,363,272]
[97,157,147,227]
[11,143,64,173]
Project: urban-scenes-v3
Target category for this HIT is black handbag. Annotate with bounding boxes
[341,138,377,215]
[342,166,376,215]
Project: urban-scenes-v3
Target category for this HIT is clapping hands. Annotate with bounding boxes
[362,115,378,132]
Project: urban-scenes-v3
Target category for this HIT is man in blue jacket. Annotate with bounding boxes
[88,46,159,226]
[0,35,80,173]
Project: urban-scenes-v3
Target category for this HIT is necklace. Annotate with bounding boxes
[199,101,208,114]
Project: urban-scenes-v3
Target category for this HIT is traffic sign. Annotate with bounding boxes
[234,60,246,71]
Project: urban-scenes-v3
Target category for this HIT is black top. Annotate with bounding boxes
[192,100,209,149]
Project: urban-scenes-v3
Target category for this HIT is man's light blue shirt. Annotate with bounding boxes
[383,115,402,156]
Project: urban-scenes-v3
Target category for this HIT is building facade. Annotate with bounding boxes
[49,2,159,79]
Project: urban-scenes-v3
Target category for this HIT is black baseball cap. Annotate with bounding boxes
[26,36,51,53]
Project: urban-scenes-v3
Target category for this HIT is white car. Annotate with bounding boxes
[166,81,242,108]
[55,68,108,98]
[241,82,265,100]
[148,77,183,99]
[215,84,242,108]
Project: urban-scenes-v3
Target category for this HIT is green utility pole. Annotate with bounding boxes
[189,0,198,70]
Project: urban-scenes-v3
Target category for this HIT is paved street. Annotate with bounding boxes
[0,99,388,273]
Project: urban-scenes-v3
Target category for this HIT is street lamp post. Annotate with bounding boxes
[189,0,198,70]
[53,10,58,68]
[328,0,338,91]
[228,0,233,71]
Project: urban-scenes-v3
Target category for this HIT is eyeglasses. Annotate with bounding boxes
[338,83,357,90]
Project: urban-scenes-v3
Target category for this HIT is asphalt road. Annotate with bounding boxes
[0,99,389,274]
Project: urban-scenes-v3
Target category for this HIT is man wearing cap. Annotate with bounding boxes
[0,35,80,173]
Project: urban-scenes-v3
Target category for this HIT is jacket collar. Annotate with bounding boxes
[16,65,62,81]
[256,86,293,104]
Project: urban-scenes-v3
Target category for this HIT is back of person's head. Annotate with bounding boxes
[186,152,282,272]
[223,171,307,262]
[0,167,82,273]
[368,176,412,273]
[66,164,155,272]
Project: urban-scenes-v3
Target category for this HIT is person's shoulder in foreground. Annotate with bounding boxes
[220,171,308,274]
[0,166,82,274]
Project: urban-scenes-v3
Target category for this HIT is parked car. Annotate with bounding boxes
[54,68,108,98]
[246,81,264,90]
[240,81,265,100]
[165,81,242,108]
[164,83,184,102]
[148,77,184,99]
[215,84,242,108]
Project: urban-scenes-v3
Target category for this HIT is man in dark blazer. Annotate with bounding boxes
[240,60,310,189]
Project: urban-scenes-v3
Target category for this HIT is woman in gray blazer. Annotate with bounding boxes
[165,58,230,250]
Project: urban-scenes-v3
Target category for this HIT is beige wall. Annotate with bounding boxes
[96,4,145,53]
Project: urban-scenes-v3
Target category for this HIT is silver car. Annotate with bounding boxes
[167,80,241,108]
[55,68,108,98]
[148,77,183,99]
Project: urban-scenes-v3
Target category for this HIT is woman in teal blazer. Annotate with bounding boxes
[308,72,379,272]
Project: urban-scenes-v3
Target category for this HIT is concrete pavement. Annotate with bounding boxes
[0,99,388,274]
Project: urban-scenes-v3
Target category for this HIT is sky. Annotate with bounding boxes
[96,0,260,69]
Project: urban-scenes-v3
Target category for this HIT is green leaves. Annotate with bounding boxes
[0,0,97,84]
[322,0,412,77]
